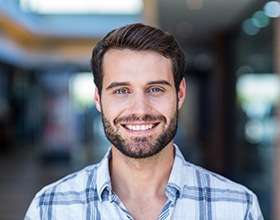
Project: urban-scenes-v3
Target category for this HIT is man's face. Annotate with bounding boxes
[94,49,186,159]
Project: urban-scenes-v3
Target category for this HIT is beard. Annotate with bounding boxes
[101,110,178,159]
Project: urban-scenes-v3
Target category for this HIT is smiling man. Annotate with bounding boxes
[25,23,263,220]
[98,49,183,160]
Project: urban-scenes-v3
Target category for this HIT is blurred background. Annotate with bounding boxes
[0,0,279,219]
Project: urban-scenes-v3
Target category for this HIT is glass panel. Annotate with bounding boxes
[19,0,144,14]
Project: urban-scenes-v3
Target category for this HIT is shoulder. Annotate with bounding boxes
[35,163,99,198]
[31,148,112,206]
[172,145,263,218]
[24,163,102,219]
[184,162,263,215]
[174,161,263,218]
[173,146,255,198]
[184,161,253,195]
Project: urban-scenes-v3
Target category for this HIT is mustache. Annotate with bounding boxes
[114,114,166,125]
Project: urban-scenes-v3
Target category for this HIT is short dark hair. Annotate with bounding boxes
[90,23,186,95]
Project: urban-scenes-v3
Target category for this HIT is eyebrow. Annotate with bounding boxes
[147,80,172,87]
[106,82,130,90]
[105,80,172,91]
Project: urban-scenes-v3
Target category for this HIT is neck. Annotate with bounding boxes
[110,143,175,199]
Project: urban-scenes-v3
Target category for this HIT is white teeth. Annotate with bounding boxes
[126,124,153,131]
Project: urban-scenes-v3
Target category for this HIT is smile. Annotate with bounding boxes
[123,123,159,131]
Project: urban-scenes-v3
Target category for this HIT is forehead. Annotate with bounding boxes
[102,49,174,84]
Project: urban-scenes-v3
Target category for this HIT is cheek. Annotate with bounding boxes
[101,98,126,120]
[150,96,177,114]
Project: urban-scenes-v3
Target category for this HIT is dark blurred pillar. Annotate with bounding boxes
[210,32,236,175]
[209,34,226,174]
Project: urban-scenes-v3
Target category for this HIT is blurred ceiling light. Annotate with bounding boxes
[264,1,280,18]
[20,0,143,14]
[186,0,203,10]
[252,11,269,28]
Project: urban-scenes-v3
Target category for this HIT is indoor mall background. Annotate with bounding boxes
[0,0,279,219]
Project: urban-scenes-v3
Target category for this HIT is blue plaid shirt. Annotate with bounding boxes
[25,145,263,219]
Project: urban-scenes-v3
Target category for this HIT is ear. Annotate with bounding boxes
[94,86,102,112]
[177,78,186,109]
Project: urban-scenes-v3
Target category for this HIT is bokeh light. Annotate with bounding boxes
[70,72,95,112]
[186,0,203,10]
[252,11,270,28]
[264,1,280,18]
[242,18,260,36]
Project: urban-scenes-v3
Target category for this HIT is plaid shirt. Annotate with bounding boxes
[25,145,263,219]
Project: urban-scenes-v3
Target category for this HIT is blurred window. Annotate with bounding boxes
[70,72,95,112]
[19,0,143,14]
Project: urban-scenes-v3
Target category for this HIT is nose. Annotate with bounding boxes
[129,91,152,115]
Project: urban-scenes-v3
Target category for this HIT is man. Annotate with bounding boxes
[25,23,263,219]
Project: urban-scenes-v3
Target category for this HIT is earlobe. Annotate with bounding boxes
[177,78,186,109]
[94,87,102,112]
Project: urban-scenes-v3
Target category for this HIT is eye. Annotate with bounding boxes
[114,88,130,95]
[148,87,165,93]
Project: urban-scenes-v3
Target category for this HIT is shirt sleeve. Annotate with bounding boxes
[24,196,40,220]
[249,192,264,220]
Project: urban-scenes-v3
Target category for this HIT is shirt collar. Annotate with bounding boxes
[165,144,186,202]
[96,144,186,202]
[96,148,113,202]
